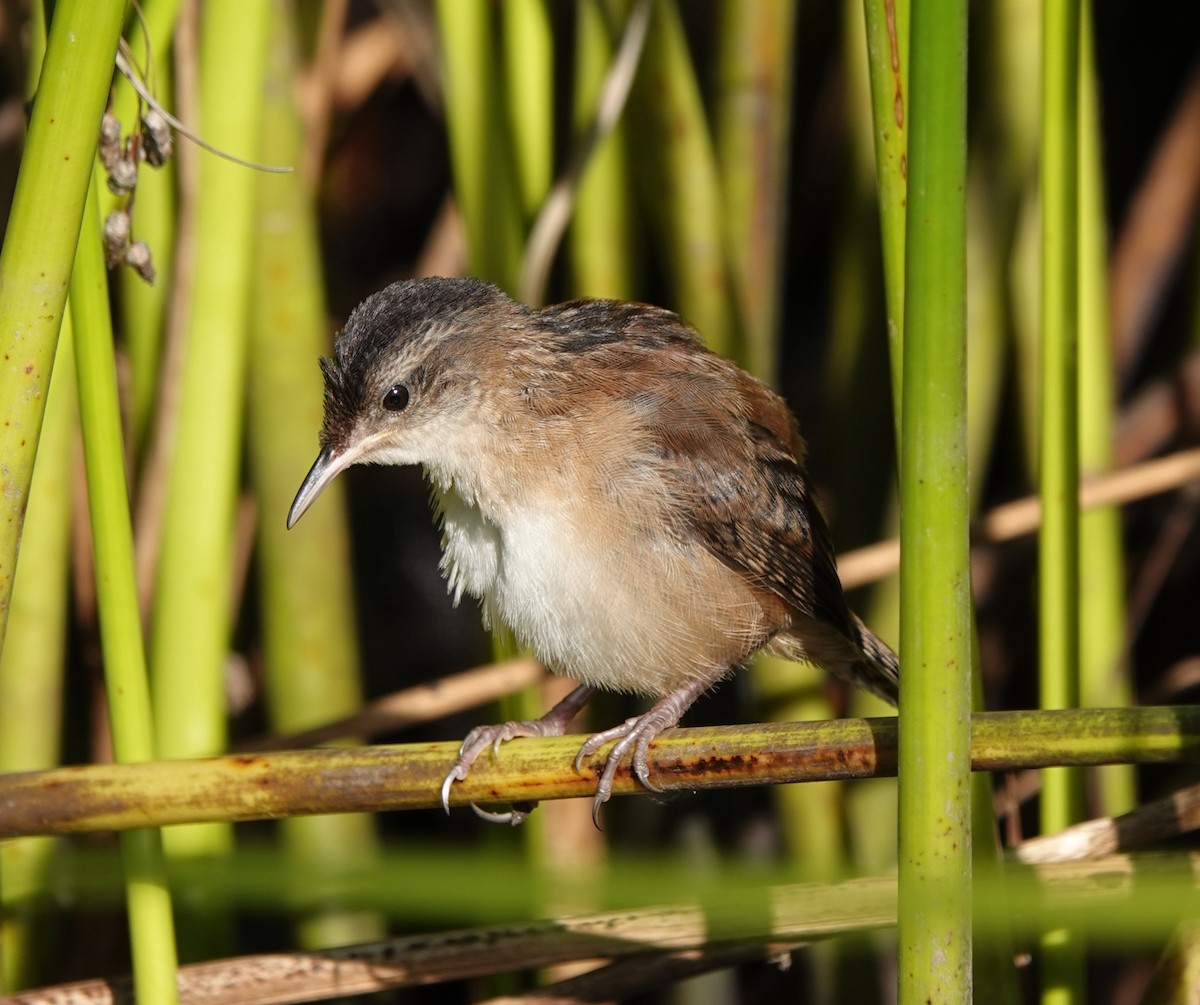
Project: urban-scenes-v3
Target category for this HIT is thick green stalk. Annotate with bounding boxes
[836,23,903,879]
[861,0,910,430]
[1039,1,1085,1001]
[1076,0,1134,817]
[501,0,553,221]
[0,9,76,986]
[897,1,972,1002]
[0,0,127,649]
[72,171,179,1004]
[714,0,796,384]
[149,0,270,874]
[982,0,1042,470]
[0,324,74,992]
[249,0,382,951]
[849,13,907,940]
[962,166,1019,1005]
[625,0,735,357]
[435,0,524,293]
[568,0,636,300]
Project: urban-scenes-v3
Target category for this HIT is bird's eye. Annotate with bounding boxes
[382,384,410,412]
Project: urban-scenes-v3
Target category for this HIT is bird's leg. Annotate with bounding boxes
[573,674,714,827]
[441,683,595,823]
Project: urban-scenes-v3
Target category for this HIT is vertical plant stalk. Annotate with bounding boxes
[0,326,74,992]
[866,7,1018,996]
[979,0,1042,474]
[831,23,902,994]
[897,0,972,1001]
[964,170,1024,1005]
[1039,1,1086,1001]
[435,0,524,293]
[0,0,127,649]
[714,0,796,384]
[625,0,736,357]
[1,4,75,985]
[501,0,553,221]
[861,0,910,431]
[1076,0,1135,817]
[149,0,271,867]
[248,0,383,951]
[72,171,180,1005]
[523,0,648,307]
[567,0,638,301]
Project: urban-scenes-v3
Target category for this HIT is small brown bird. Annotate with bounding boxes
[289,277,899,824]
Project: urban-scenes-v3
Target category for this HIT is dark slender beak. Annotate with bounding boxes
[288,444,349,529]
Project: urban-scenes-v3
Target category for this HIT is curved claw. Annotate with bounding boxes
[441,763,467,814]
[591,791,610,829]
[593,728,641,819]
[469,801,534,826]
[632,731,664,792]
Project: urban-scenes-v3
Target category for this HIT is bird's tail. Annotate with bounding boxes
[770,613,900,707]
[847,613,899,707]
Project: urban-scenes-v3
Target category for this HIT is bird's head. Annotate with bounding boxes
[287,276,524,528]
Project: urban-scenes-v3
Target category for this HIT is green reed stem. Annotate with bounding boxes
[501,0,553,220]
[0,323,74,992]
[72,170,179,1005]
[861,0,910,432]
[626,0,735,357]
[1076,0,1135,817]
[897,0,972,1001]
[435,0,524,293]
[714,0,796,384]
[1039,1,1085,1001]
[0,0,126,649]
[569,0,637,300]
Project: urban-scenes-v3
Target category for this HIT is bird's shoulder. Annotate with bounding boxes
[536,298,703,355]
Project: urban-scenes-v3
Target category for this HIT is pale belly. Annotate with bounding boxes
[435,486,775,696]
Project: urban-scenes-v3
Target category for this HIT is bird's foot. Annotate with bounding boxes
[574,678,709,827]
[440,684,594,823]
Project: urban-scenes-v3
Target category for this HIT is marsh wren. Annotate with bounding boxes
[288,277,899,824]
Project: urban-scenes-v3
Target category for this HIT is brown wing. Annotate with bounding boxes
[650,368,858,644]
[531,300,856,642]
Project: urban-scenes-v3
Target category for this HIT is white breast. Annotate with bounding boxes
[436,485,502,607]
[433,480,773,698]
[436,483,600,662]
